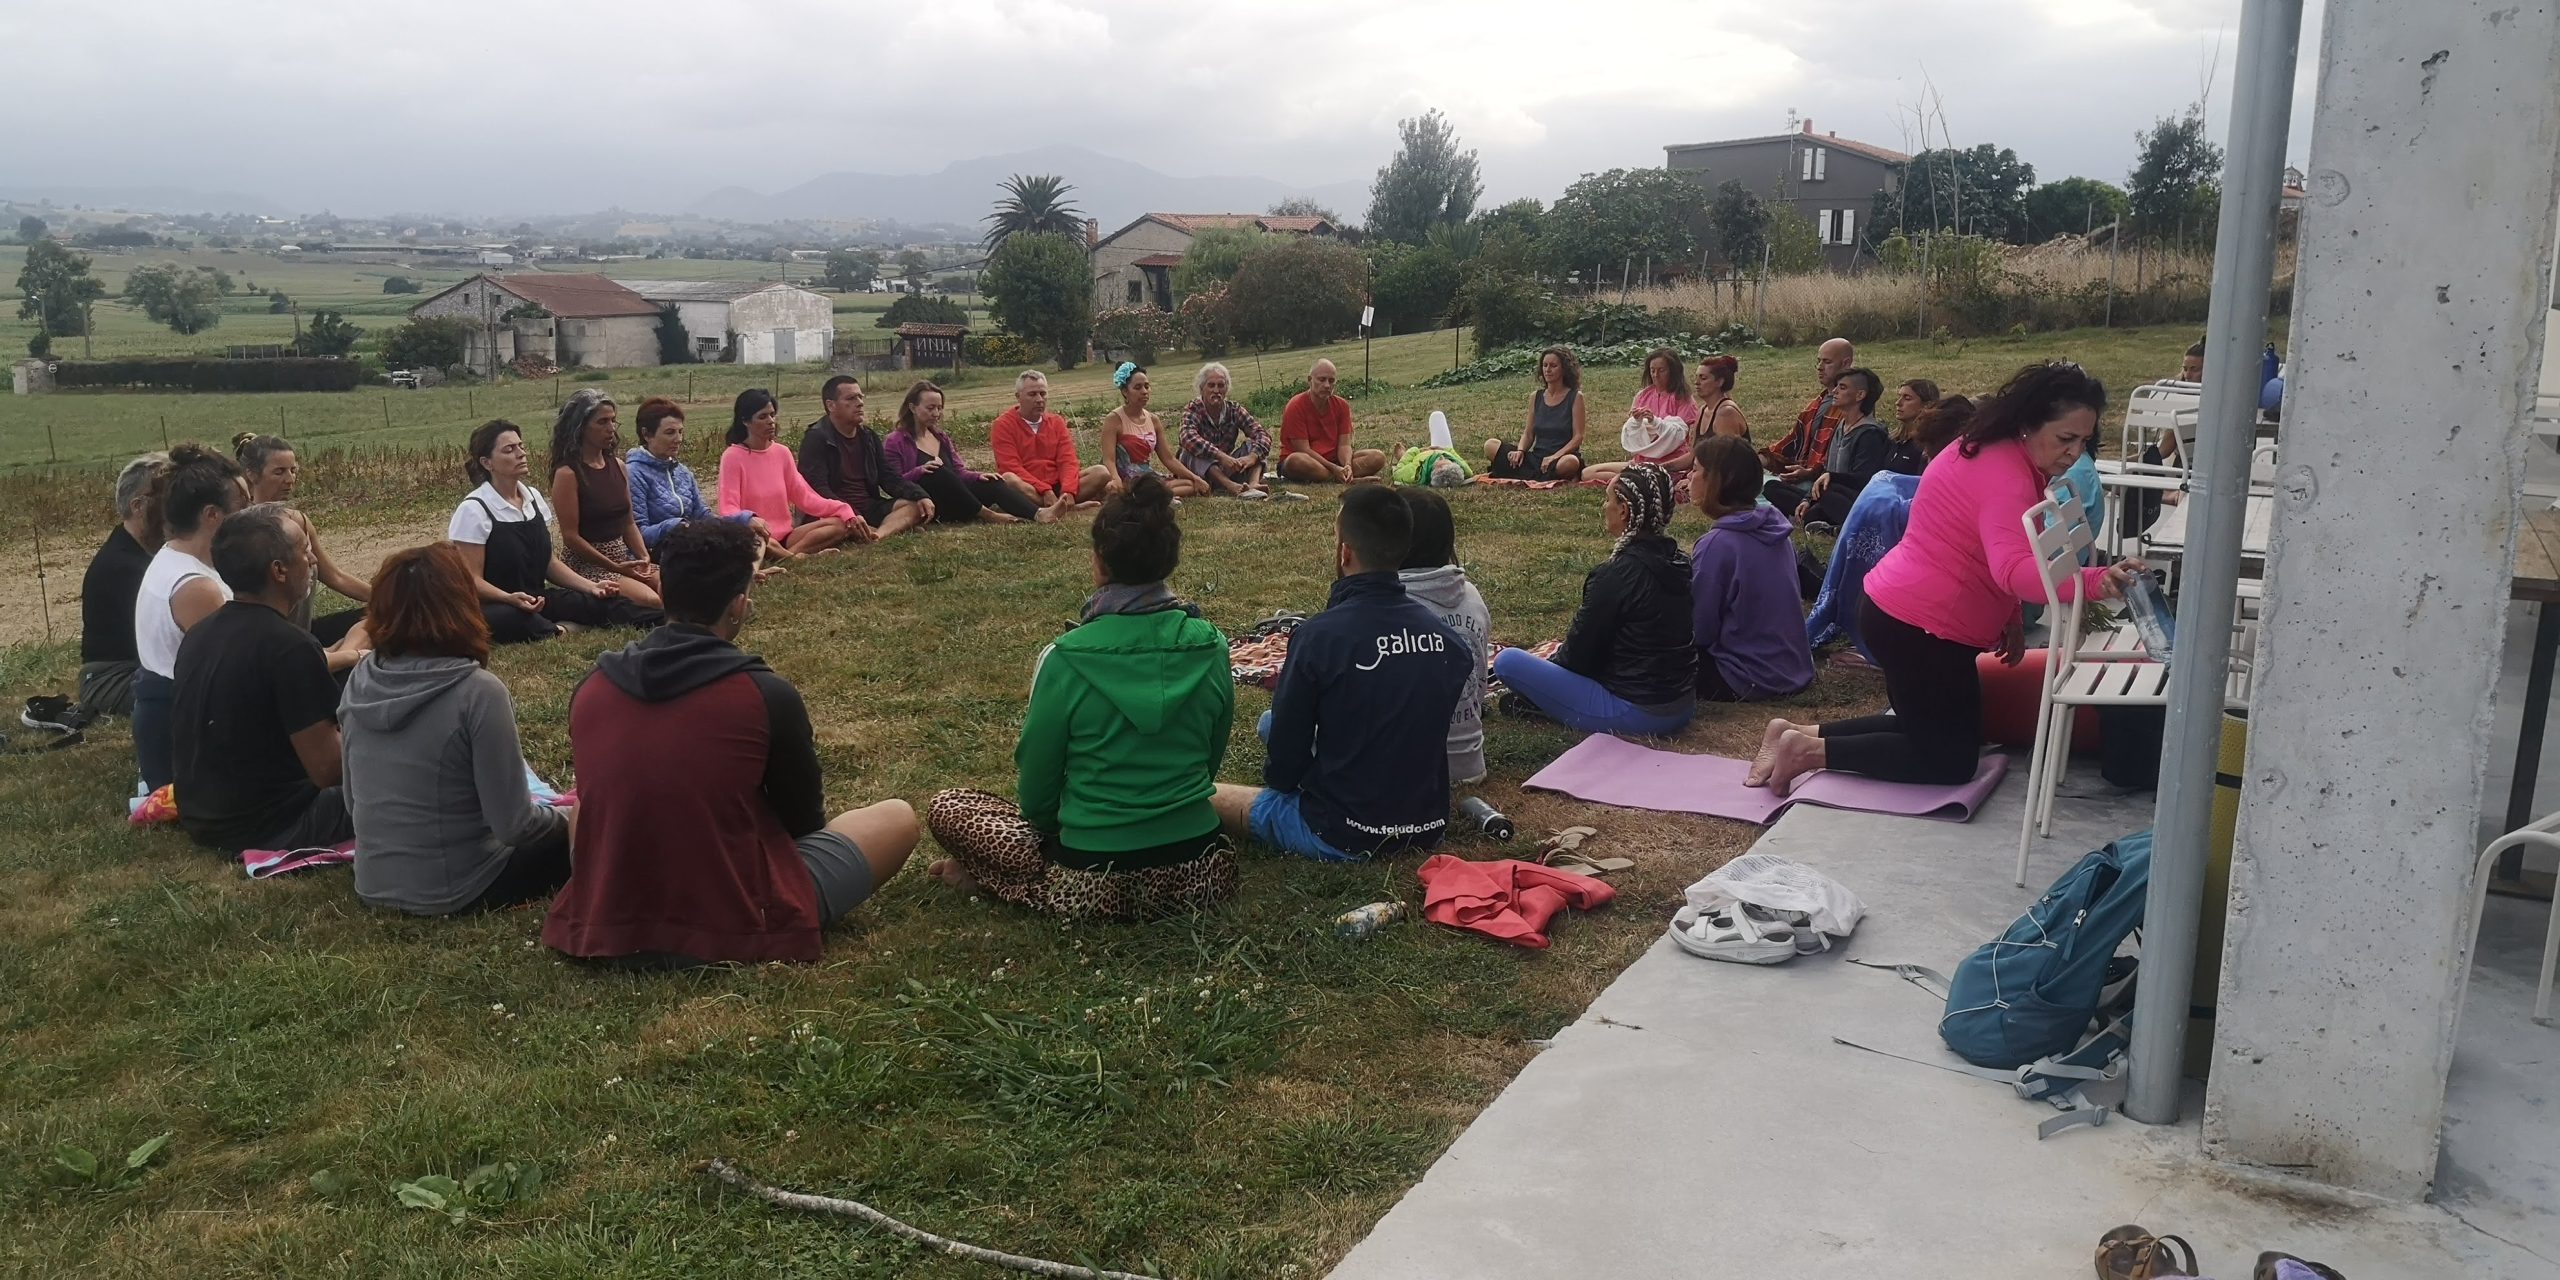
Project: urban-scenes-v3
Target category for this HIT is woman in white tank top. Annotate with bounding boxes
[131,445,246,791]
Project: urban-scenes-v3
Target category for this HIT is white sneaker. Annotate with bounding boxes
[1238,488,1269,501]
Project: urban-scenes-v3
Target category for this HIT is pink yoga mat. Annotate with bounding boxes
[1523,734,2010,825]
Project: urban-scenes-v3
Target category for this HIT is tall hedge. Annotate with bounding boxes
[51,357,366,393]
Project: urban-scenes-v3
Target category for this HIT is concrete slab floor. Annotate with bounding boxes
[1330,758,2557,1280]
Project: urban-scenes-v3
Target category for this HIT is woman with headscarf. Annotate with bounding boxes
[1489,463,1697,736]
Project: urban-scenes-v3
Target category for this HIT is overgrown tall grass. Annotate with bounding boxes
[1642,245,2241,348]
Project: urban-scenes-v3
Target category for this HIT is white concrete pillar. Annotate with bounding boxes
[2207,0,2560,1199]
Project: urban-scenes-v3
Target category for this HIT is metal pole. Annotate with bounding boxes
[2125,0,2303,1127]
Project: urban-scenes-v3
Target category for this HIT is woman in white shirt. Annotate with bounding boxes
[449,420,661,644]
[133,443,246,790]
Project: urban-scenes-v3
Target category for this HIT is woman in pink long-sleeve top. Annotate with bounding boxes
[1754,362,2144,793]
[718,388,855,555]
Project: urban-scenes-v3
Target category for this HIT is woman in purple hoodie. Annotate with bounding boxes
[883,380,1045,524]
[1688,436,1816,702]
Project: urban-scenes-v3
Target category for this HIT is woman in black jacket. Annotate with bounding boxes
[1490,463,1697,735]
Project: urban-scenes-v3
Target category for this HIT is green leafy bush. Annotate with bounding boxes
[379,316,475,371]
[1177,287,1233,359]
[52,357,366,392]
[1456,272,1556,357]
[1420,330,1753,390]
[1092,307,1183,362]
[964,330,1050,369]
[874,293,969,330]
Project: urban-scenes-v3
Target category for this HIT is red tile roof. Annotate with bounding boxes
[1133,253,1185,268]
[491,272,660,318]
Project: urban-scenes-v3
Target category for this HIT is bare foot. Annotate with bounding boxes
[1072,500,1101,511]
[1035,507,1061,524]
[926,859,978,894]
[1765,729,1828,797]
[1745,718,1798,787]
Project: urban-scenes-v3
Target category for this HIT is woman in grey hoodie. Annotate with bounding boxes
[1396,489,1491,785]
[340,543,572,916]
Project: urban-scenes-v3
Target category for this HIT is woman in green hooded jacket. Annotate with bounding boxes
[926,474,1238,918]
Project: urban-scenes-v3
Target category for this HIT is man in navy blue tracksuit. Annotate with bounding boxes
[1216,486,1472,859]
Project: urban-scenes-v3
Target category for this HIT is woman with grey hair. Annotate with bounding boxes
[1175,362,1273,499]
[545,388,662,609]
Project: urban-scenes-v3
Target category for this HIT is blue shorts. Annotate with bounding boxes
[1248,789,1356,862]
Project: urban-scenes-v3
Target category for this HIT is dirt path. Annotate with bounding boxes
[4,515,440,651]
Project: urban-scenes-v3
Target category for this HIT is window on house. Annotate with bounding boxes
[1816,210,1834,245]
[1801,148,1815,182]
[1127,280,1142,304]
[1839,208,1855,246]
[1815,147,1827,181]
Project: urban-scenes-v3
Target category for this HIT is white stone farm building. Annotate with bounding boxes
[409,273,665,372]
[616,279,835,365]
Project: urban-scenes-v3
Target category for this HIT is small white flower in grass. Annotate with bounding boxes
[783,1129,799,1142]
[604,1076,623,1087]
[490,1003,505,1014]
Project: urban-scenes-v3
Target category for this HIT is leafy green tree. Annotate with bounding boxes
[655,306,693,364]
[1540,168,1701,284]
[1225,238,1366,349]
[1267,197,1341,224]
[1173,227,1273,297]
[299,310,362,357]
[981,232,1093,368]
[2127,105,2224,243]
[381,275,423,294]
[123,263,224,335]
[1881,144,2037,241]
[983,174,1085,248]
[874,294,969,329]
[897,249,930,292]
[15,238,105,338]
[1471,197,1546,274]
[2022,177,2130,242]
[379,316,474,370]
[1367,242,1462,334]
[16,215,45,243]
[1766,206,1827,275]
[1365,109,1482,244]
[822,248,881,292]
[1707,181,1768,271]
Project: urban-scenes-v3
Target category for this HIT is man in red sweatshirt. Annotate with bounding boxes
[989,370,1112,523]
[542,519,918,966]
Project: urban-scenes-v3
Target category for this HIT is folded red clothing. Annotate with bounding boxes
[1416,854,1616,949]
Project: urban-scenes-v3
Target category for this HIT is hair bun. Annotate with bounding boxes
[231,431,256,449]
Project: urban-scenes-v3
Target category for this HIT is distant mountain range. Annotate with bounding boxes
[2,184,291,218]
[689,145,1370,234]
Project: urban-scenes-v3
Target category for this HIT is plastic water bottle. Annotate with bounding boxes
[1333,901,1407,939]
[1457,796,1516,841]
[2125,573,2176,663]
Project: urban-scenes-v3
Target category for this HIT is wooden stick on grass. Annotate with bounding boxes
[699,1159,1166,1280]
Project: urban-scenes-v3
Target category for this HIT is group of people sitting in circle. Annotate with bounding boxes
[62,341,2136,963]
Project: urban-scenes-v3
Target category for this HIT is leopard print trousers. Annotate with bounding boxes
[926,788,1238,921]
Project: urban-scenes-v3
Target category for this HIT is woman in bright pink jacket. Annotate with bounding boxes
[1754,362,2143,793]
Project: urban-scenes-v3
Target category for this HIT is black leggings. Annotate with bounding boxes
[1818,597,1985,784]
[919,468,1042,522]
[482,590,662,645]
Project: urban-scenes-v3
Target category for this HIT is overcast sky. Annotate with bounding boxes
[4,0,2322,219]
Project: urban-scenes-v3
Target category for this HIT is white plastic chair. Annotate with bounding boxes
[2460,817,2560,1026]
[2016,496,2174,886]
[2122,381,2201,463]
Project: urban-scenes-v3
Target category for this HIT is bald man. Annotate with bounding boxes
[1760,337,1856,504]
[1279,360,1387,483]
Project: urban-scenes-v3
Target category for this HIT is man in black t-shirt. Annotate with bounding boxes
[172,503,358,854]
[72,453,167,718]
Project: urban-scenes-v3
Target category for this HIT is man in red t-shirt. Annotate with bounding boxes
[1278,360,1387,484]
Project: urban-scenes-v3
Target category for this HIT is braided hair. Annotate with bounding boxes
[1610,461,1678,554]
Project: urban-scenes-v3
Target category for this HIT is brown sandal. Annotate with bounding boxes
[2096,1224,2197,1279]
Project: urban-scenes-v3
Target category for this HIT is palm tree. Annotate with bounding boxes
[984,174,1085,248]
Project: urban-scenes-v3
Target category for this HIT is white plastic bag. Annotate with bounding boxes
[1683,853,1866,938]
[1619,413,1689,463]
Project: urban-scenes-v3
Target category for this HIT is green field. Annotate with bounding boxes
[0,325,2192,1275]
[0,245,913,362]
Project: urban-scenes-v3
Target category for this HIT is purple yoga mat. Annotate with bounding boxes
[1522,734,2010,825]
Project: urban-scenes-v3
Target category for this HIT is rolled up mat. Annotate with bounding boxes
[1977,649,2103,750]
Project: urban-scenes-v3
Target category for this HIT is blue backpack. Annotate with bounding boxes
[1842,831,2150,1138]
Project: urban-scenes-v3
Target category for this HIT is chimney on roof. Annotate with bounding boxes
[1803,119,1814,135]
[1829,130,1838,137]
[1086,218,1099,249]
